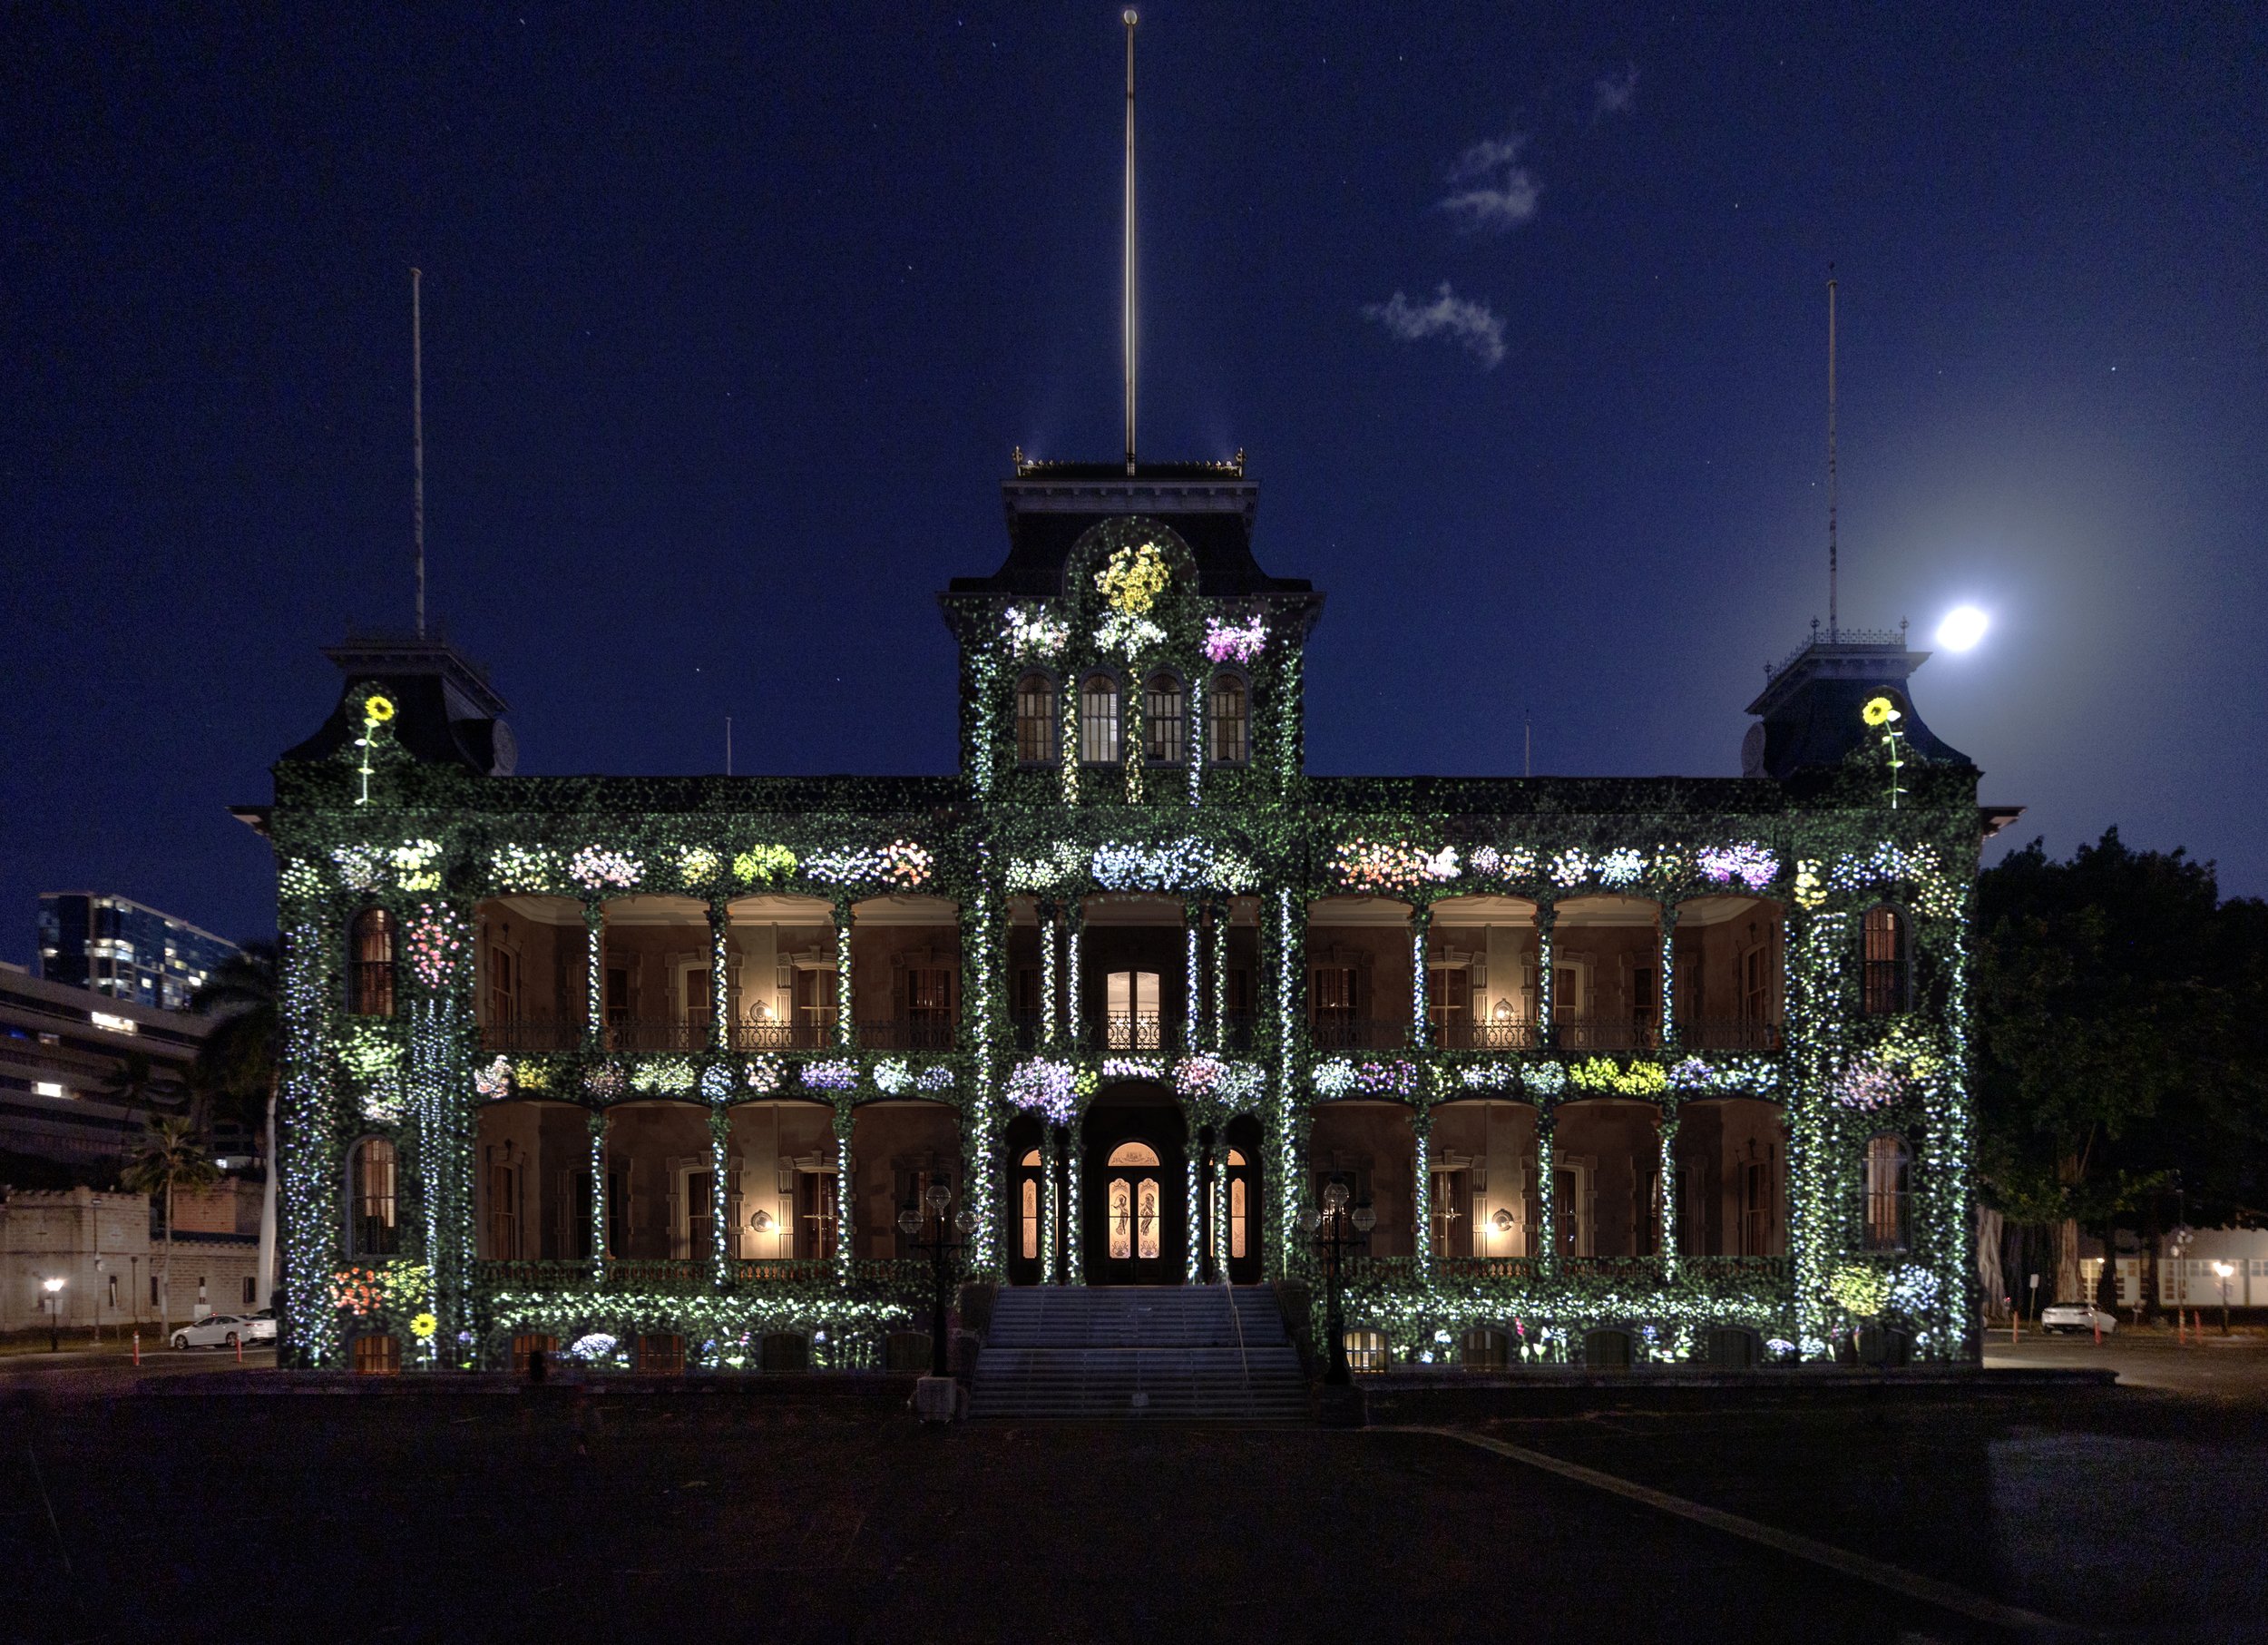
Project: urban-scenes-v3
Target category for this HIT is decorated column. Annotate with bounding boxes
[1536,902,1558,1049]
[1535,1098,1558,1274]
[1038,896,1059,1050]
[1410,902,1432,1051]
[588,1107,610,1283]
[831,900,855,1048]
[402,899,474,1356]
[1658,899,1679,1049]
[1183,898,1203,1053]
[1264,885,1306,1281]
[1064,896,1086,1053]
[708,898,732,1054]
[1064,1111,1085,1285]
[1657,1095,1681,1281]
[275,906,343,1366]
[582,898,606,1050]
[831,1101,855,1283]
[1411,1099,1434,1279]
[1207,896,1228,1052]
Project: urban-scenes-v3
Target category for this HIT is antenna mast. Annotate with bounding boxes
[1122,9,1139,475]
[1825,270,1837,641]
[412,268,426,639]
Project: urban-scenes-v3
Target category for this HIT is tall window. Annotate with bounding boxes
[1740,1158,1774,1256]
[1210,672,1248,764]
[349,1137,399,1256]
[1080,674,1120,764]
[1427,965,1470,1043]
[794,967,837,1042]
[907,966,954,1028]
[487,945,516,1028]
[1862,907,1908,1014]
[484,1160,518,1259]
[1015,672,1057,764]
[1105,969,1161,1049]
[1019,1149,1042,1263]
[1144,673,1185,763]
[1862,1133,1911,1251]
[1310,964,1358,1045]
[348,908,396,1017]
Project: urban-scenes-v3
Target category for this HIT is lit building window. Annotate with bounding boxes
[1862,907,1908,1015]
[1080,674,1120,764]
[1862,1133,1911,1251]
[1015,672,1057,764]
[1209,672,1247,764]
[349,1137,401,1256]
[349,908,397,1018]
[1143,672,1184,763]
[1104,970,1161,1048]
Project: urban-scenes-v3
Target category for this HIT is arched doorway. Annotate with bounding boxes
[1004,1111,1057,1287]
[1222,1114,1263,1285]
[1082,1085,1186,1284]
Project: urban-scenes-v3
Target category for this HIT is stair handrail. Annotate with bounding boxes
[1223,1274,1252,1399]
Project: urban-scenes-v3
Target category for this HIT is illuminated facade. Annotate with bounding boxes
[259,456,1993,1373]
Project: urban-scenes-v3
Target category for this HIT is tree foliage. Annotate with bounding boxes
[1975,829,2268,1235]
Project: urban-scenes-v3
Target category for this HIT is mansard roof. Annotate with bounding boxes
[945,460,1312,599]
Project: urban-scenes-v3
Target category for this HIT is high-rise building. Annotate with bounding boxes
[36,893,240,1013]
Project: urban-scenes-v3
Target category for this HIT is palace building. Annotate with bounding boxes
[254,453,1999,1376]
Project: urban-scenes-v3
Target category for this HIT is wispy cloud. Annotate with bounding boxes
[1362,283,1507,369]
[1592,64,1638,121]
[1437,132,1541,231]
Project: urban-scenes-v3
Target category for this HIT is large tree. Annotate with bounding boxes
[1974,829,2268,1307]
[191,941,280,1307]
[121,1114,219,1337]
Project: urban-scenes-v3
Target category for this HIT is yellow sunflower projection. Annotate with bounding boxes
[1861,695,1901,728]
[410,1311,439,1339]
[364,693,396,724]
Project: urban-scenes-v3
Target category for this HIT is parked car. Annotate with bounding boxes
[2038,1300,2118,1336]
[171,1314,262,1350]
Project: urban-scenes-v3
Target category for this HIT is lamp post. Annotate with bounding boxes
[2214,1261,2234,1337]
[1299,1180,1375,1386]
[43,1276,66,1353]
[898,1182,974,1380]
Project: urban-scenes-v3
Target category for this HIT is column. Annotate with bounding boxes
[1264,886,1306,1280]
[582,898,606,1050]
[1536,903,1558,1049]
[709,1102,732,1289]
[1656,1097,1680,1282]
[1038,896,1059,1051]
[1064,1114,1085,1285]
[831,900,855,1049]
[1183,898,1203,1053]
[1043,1124,1062,1284]
[1410,902,1433,1051]
[1207,897,1228,1053]
[588,1107,610,1283]
[708,898,732,1054]
[1210,1132,1231,1281]
[1535,1102,1557,1272]
[1064,896,1087,1053]
[831,1102,855,1282]
[1658,900,1679,1050]
[1412,1102,1434,1278]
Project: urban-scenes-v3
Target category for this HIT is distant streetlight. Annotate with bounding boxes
[2214,1261,2235,1337]
[43,1276,66,1353]
[1935,606,1989,651]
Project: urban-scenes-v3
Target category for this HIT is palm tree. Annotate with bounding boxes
[191,942,279,1308]
[100,1051,164,1156]
[122,1115,219,1338]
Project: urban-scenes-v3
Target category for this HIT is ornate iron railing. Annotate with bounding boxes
[1308,1018,1411,1051]
[855,1019,958,1053]
[729,1022,837,1052]
[480,1019,582,1053]
[1676,1018,1784,1053]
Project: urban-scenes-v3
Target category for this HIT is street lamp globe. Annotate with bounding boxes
[1322,1180,1350,1216]
[924,1182,953,1218]
[1351,1204,1378,1235]
[1299,1207,1322,1235]
[897,1206,923,1238]
[954,1207,977,1235]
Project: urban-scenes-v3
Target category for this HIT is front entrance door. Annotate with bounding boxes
[1102,1141,1168,1282]
[1081,1089,1186,1284]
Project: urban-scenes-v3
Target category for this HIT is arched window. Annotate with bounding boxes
[1209,672,1248,764]
[1461,1326,1510,1370]
[348,1137,400,1257]
[348,908,396,1018]
[1861,907,1908,1014]
[1143,672,1185,764]
[1862,1133,1911,1251]
[1080,674,1120,764]
[1015,672,1057,764]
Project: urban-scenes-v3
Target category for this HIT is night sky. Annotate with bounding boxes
[5,4,2264,962]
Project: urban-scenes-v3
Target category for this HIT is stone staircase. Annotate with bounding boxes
[970,1284,1308,1422]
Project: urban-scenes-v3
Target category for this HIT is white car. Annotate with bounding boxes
[171,1311,276,1350]
[2038,1300,2118,1336]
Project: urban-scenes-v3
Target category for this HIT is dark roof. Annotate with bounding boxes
[945,464,1312,599]
[280,632,515,776]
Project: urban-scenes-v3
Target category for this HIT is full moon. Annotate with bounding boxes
[1936,605,1989,651]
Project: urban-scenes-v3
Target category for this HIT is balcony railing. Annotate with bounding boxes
[1308,1018,1411,1052]
[480,1019,583,1053]
[730,1022,839,1052]
[1434,1020,1544,1052]
[855,1019,958,1053]
[1553,1016,1662,1053]
[1676,1018,1784,1053]
[474,1257,926,1296]
[601,1020,706,1053]
[1095,1012,1172,1051]
[1342,1254,1793,1285]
